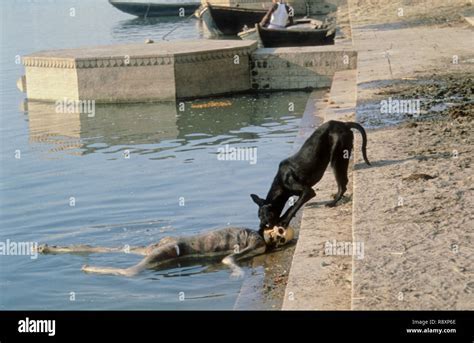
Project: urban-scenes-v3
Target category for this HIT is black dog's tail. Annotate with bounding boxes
[346,122,370,166]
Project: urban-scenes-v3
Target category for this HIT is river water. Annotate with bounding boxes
[0,0,311,309]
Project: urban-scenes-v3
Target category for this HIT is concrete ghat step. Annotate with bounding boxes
[233,89,325,310]
[282,69,357,310]
[21,39,358,103]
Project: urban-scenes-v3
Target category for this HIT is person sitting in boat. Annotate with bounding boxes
[260,0,294,29]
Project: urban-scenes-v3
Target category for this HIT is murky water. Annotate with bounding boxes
[0,0,311,309]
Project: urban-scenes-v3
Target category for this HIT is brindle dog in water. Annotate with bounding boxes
[37,226,294,277]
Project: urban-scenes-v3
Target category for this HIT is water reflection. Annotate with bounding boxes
[111,16,204,41]
[24,92,310,157]
[25,101,179,156]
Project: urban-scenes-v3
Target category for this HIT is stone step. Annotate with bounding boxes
[282,69,357,310]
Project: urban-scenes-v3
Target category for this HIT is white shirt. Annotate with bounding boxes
[269,3,289,28]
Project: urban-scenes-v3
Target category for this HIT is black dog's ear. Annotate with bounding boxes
[250,194,265,207]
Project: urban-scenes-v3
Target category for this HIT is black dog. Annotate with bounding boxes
[251,120,370,234]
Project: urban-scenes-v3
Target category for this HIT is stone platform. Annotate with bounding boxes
[21,40,257,103]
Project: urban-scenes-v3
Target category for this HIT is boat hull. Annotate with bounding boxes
[109,1,200,17]
[257,24,336,48]
[202,5,267,36]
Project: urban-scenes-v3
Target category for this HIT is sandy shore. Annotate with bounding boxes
[350,0,473,309]
[353,72,473,309]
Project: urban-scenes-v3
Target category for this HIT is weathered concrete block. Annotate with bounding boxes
[22,40,257,103]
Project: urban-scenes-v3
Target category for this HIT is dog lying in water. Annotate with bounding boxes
[37,226,294,277]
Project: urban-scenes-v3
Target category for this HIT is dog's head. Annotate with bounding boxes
[251,194,279,233]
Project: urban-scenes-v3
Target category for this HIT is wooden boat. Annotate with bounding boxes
[200,4,268,36]
[256,22,336,48]
[109,0,201,17]
[239,18,323,41]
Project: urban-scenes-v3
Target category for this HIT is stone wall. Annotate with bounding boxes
[250,46,357,90]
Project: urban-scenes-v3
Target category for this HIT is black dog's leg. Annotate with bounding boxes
[326,147,350,207]
[279,188,316,227]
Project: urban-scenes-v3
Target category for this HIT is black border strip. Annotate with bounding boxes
[0,310,472,341]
